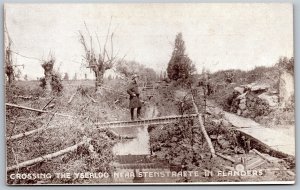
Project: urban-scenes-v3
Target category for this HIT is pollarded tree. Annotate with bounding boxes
[41,57,55,95]
[40,55,63,96]
[79,21,120,93]
[4,18,15,85]
[167,33,195,82]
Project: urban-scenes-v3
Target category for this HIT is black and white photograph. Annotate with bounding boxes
[4,3,295,185]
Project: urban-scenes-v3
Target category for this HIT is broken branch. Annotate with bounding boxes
[6,103,74,118]
[68,91,77,104]
[7,113,56,141]
[85,93,97,103]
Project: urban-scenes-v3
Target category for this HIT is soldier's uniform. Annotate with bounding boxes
[127,75,142,120]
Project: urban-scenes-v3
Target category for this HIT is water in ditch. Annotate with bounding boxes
[112,125,150,155]
[112,104,158,155]
[110,105,174,183]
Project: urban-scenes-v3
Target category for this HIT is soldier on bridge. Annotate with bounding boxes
[127,74,143,121]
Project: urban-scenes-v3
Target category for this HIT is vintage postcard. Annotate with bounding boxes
[4,3,295,185]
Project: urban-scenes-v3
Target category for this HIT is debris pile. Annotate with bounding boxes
[228,83,277,119]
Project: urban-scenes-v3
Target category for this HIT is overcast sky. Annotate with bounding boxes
[5,3,293,80]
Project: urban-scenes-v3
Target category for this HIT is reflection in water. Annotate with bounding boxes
[113,125,150,155]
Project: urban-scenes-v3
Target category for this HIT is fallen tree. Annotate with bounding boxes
[6,103,75,118]
[191,95,216,158]
[7,138,91,172]
[13,95,39,100]
[7,113,55,141]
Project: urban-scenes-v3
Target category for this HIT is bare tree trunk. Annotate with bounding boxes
[42,59,54,96]
[94,70,104,93]
[5,49,14,85]
[7,71,14,85]
[44,70,52,96]
[5,15,15,86]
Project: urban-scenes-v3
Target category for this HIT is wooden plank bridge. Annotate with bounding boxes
[95,114,198,128]
[6,102,295,158]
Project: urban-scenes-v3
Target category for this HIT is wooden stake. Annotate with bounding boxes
[38,97,55,116]
[41,97,55,110]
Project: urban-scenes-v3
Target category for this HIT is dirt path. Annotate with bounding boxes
[207,102,295,156]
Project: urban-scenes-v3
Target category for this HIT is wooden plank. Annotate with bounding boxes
[246,159,265,170]
[96,114,198,128]
[216,153,235,163]
[252,149,272,163]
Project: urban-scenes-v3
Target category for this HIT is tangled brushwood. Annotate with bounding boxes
[5,80,131,184]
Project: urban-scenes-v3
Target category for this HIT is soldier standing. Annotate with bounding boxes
[127,74,143,120]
